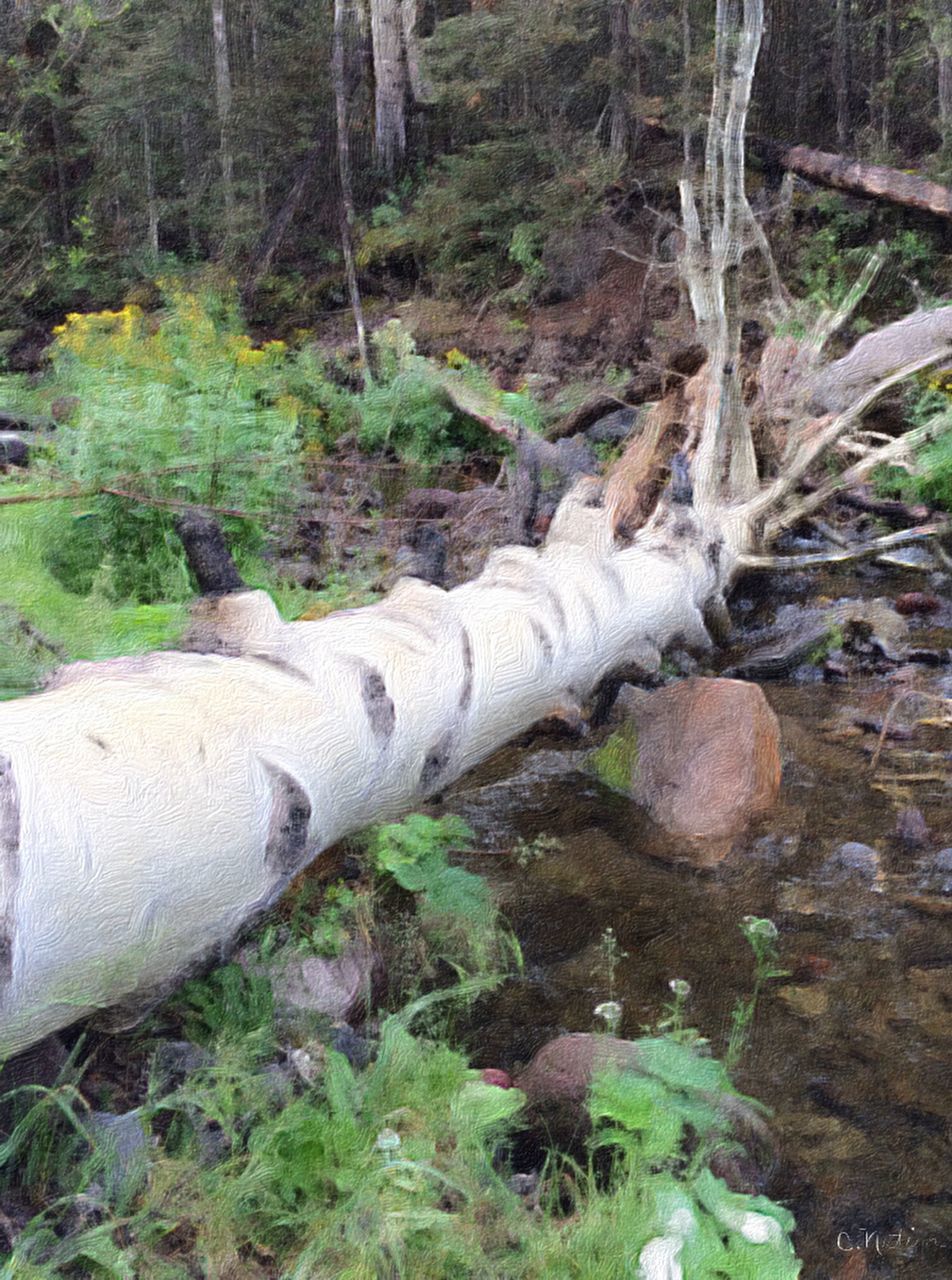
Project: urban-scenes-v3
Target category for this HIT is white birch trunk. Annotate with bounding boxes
[211,0,236,242]
[370,0,407,173]
[0,494,724,1060]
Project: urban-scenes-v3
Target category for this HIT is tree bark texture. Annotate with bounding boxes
[334,0,370,378]
[370,0,407,173]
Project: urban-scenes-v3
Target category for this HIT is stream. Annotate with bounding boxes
[437,562,952,1280]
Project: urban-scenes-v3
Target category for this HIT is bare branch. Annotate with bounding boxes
[772,412,950,533]
[745,348,952,525]
[736,522,945,571]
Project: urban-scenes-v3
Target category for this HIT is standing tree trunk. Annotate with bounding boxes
[334,0,370,380]
[142,111,159,258]
[609,0,632,157]
[834,0,851,150]
[211,0,237,246]
[370,0,407,174]
[923,1,952,141]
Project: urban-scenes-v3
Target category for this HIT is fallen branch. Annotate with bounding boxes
[735,522,945,571]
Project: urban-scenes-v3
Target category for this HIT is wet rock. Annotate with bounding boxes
[791,953,834,982]
[273,939,376,1023]
[619,677,781,842]
[331,1022,374,1069]
[389,523,447,588]
[820,842,882,882]
[895,806,931,851]
[85,1109,150,1202]
[585,407,638,445]
[728,599,908,680]
[288,1043,325,1085]
[932,848,952,873]
[400,488,460,520]
[151,1040,213,1091]
[513,1033,776,1189]
[0,433,28,467]
[777,984,830,1019]
[895,592,941,616]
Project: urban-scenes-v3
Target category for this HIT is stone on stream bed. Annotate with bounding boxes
[592,677,781,852]
[726,599,909,680]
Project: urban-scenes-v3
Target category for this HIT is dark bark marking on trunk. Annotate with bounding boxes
[577,588,600,634]
[459,628,474,711]
[263,763,313,878]
[0,755,21,990]
[419,730,454,794]
[87,735,110,754]
[705,538,723,571]
[248,653,313,684]
[361,665,396,740]
[530,618,555,666]
[540,585,568,634]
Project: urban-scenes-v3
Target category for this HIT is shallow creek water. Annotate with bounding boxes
[438,566,952,1280]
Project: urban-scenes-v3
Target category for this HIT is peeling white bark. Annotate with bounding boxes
[0,491,723,1060]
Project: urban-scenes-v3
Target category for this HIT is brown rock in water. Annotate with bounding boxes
[510,1033,775,1192]
[626,677,781,841]
[895,592,941,616]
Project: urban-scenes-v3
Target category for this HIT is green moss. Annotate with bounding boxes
[589,723,638,794]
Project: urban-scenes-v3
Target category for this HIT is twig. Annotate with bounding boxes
[870,691,951,773]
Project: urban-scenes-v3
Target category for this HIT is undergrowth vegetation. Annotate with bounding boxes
[0,804,800,1278]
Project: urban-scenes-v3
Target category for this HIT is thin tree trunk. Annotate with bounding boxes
[211,0,237,245]
[400,0,432,104]
[334,0,370,380]
[609,0,631,158]
[880,0,893,153]
[370,0,407,174]
[249,2,267,222]
[834,0,851,149]
[241,144,322,310]
[682,0,693,169]
[142,112,159,258]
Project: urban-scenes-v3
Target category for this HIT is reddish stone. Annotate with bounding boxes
[895,592,941,616]
[624,677,782,842]
[481,1067,514,1089]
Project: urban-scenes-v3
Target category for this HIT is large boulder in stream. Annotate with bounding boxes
[596,677,781,846]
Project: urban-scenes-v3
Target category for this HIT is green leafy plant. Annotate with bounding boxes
[726,916,788,1071]
[368,814,517,981]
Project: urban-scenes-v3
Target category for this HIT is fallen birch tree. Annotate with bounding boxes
[2,0,952,1061]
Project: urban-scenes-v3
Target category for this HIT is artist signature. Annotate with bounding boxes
[836,1226,951,1258]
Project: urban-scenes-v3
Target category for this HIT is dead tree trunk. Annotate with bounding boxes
[780,145,952,219]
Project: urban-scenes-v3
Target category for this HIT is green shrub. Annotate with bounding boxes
[19,283,313,603]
